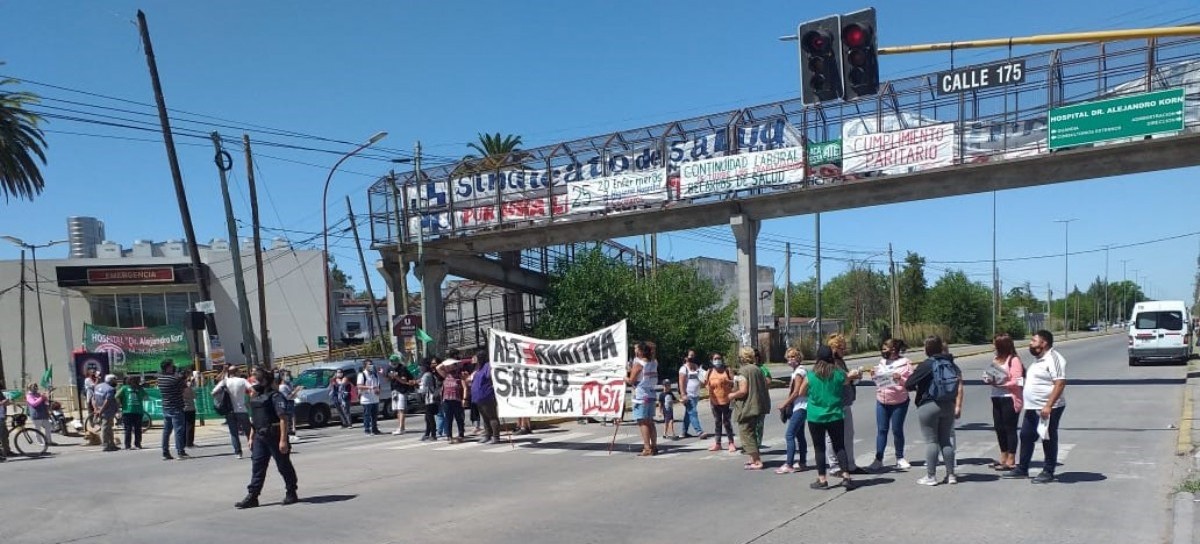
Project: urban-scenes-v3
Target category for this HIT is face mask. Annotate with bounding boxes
[1028,345,1042,357]
[252,383,268,394]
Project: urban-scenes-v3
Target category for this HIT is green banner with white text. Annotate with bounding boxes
[82,324,190,375]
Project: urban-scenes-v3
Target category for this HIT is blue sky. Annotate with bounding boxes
[2,0,1198,306]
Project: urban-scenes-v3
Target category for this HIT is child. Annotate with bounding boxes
[659,379,678,440]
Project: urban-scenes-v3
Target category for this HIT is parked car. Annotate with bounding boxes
[291,359,421,427]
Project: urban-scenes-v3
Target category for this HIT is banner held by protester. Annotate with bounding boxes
[489,321,627,418]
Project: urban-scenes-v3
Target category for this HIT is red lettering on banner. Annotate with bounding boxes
[581,380,624,415]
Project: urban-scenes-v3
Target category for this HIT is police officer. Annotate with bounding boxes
[235,366,299,509]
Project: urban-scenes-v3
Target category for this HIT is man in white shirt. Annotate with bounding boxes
[216,366,252,459]
[1004,330,1067,484]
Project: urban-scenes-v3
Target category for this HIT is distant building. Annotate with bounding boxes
[677,256,776,330]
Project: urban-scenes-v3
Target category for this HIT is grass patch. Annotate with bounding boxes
[1177,478,1200,494]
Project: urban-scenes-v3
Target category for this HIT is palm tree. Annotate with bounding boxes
[457,132,526,175]
[0,68,47,202]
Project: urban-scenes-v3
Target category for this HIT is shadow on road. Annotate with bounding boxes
[302,494,357,504]
[1054,472,1106,484]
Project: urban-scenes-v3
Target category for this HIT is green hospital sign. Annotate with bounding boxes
[1048,88,1184,150]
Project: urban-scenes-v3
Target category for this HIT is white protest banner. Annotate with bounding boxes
[568,169,667,214]
[677,146,805,198]
[489,321,628,418]
[842,122,956,175]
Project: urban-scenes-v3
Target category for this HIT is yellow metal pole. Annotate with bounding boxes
[879,26,1200,55]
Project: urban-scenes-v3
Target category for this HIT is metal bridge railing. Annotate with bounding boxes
[368,36,1200,248]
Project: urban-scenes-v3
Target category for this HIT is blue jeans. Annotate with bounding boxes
[362,403,379,434]
[1018,405,1066,474]
[226,413,251,455]
[784,406,808,466]
[682,396,704,435]
[161,408,186,455]
[436,403,447,436]
[875,401,909,460]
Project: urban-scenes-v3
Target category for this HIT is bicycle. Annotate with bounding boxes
[5,405,49,458]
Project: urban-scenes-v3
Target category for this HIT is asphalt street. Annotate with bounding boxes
[0,333,1187,544]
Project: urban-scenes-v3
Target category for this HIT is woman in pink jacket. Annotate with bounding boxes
[869,338,914,471]
[25,383,54,446]
[982,333,1024,471]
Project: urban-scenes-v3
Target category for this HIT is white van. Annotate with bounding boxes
[1128,300,1194,365]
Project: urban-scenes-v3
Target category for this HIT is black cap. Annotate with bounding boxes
[816,345,835,363]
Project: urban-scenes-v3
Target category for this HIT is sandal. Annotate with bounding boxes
[987,461,1005,470]
[743,462,764,470]
[774,466,795,474]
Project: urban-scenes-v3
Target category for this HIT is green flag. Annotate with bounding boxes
[39,366,52,389]
[415,328,433,344]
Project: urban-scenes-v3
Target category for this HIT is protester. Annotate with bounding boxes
[117,375,147,450]
[678,349,707,439]
[470,351,501,444]
[1004,329,1067,484]
[983,333,1024,471]
[278,372,301,437]
[800,345,861,489]
[870,338,914,472]
[92,374,120,452]
[729,347,770,470]
[906,335,964,485]
[83,369,98,421]
[626,341,659,456]
[25,383,54,446]
[329,369,352,428]
[825,333,865,475]
[216,366,252,458]
[0,393,11,461]
[388,354,416,435]
[418,357,442,441]
[659,379,678,440]
[158,359,190,460]
[776,348,809,474]
[705,353,736,452]
[754,348,771,449]
[437,359,467,443]
[235,366,299,509]
[182,375,197,448]
[357,359,383,435]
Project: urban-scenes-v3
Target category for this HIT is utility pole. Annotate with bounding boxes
[888,243,898,336]
[388,170,410,316]
[414,140,426,358]
[650,233,658,277]
[1121,259,1131,323]
[814,213,823,342]
[1046,284,1052,331]
[347,196,391,354]
[18,250,27,388]
[212,132,257,367]
[244,134,271,367]
[784,242,791,347]
[992,190,998,337]
[1104,245,1110,330]
[138,11,217,336]
[1054,218,1077,339]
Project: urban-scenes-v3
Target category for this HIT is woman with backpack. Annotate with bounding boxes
[437,359,467,443]
[870,338,914,472]
[905,335,964,486]
[798,345,862,490]
[982,333,1024,471]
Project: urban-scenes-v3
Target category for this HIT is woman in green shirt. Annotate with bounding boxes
[799,346,862,490]
[116,376,147,450]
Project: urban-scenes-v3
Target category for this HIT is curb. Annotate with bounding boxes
[1180,378,1195,457]
[1174,492,1195,544]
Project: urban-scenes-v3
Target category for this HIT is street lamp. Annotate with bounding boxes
[1053,219,1077,339]
[323,131,388,361]
[1,236,68,378]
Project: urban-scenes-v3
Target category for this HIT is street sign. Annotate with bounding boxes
[194,300,215,314]
[936,60,1025,95]
[1049,88,1184,150]
[393,314,422,337]
[317,335,328,348]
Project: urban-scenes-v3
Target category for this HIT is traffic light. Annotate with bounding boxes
[839,8,879,100]
[797,15,842,105]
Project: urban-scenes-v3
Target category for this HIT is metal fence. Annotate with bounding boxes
[369,36,1200,248]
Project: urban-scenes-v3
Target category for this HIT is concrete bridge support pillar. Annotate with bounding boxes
[416,260,448,356]
[500,251,526,334]
[730,214,760,347]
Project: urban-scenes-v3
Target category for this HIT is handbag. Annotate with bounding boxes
[778,403,794,424]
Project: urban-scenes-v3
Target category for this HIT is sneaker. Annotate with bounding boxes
[177,452,191,460]
[162,452,174,461]
[868,459,883,472]
[809,480,829,490]
[896,458,911,470]
[916,475,940,486]
[392,429,404,435]
[235,454,243,460]
[848,467,870,475]
[282,492,299,505]
[1031,472,1056,484]
[234,495,259,509]
[842,479,857,491]
[1002,468,1030,479]
[946,474,958,485]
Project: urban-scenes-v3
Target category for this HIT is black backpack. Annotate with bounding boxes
[212,384,233,416]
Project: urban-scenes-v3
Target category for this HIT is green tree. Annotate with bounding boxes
[821,266,889,331]
[774,277,817,317]
[535,247,734,378]
[460,133,527,174]
[922,270,991,343]
[898,252,927,324]
[0,69,47,201]
[327,256,352,292]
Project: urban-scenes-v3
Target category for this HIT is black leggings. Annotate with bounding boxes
[710,403,734,443]
[808,419,848,477]
[991,397,1020,455]
[423,403,439,438]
